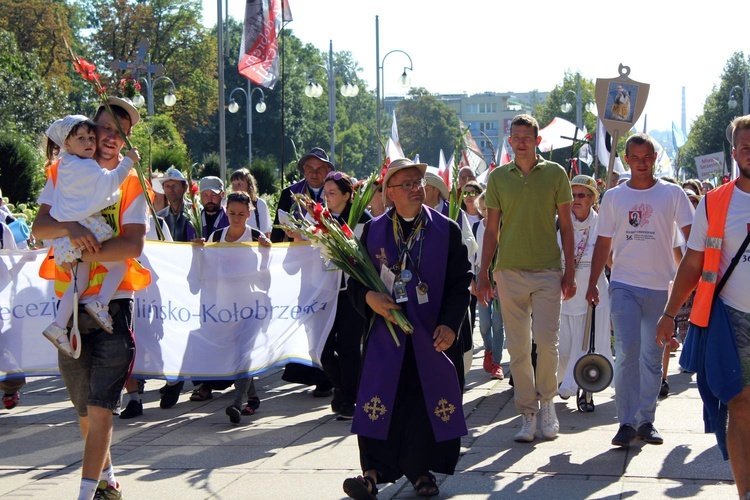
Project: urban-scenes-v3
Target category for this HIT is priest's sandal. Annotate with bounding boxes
[343,475,377,499]
[413,472,439,497]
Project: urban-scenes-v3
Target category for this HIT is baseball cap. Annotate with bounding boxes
[199,176,224,193]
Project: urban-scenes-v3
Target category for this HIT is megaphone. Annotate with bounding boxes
[574,353,613,393]
[573,303,614,393]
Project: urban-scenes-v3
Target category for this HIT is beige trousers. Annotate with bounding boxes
[494,268,562,414]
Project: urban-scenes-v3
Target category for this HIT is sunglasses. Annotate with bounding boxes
[572,193,592,199]
[325,171,344,181]
[462,191,479,197]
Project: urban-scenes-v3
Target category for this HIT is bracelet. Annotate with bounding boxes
[662,312,676,320]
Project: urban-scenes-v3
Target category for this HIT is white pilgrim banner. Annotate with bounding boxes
[0,242,340,382]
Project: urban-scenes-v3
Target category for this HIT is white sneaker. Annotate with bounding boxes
[540,400,559,439]
[514,413,537,442]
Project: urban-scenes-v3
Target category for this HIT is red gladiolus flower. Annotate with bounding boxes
[74,58,99,83]
[313,202,324,222]
[341,223,353,238]
[380,159,389,183]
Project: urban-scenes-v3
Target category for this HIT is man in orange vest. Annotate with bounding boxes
[32,97,147,500]
[657,115,750,497]
[586,133,694,448]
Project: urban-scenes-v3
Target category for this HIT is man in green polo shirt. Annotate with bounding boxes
[477,114,576,443]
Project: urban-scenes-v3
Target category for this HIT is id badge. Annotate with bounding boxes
[380,264,396,295]
[393,280,409,303]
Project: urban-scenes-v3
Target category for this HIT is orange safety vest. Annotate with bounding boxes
[39,160,152,298]
[689,179,737,327]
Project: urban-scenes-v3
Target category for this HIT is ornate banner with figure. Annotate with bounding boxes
[0,242,339,382]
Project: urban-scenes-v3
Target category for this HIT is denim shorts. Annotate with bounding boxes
[58,299,135,417]
[727,304,750,387]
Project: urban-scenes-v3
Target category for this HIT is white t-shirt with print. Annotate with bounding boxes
[687,185,750,312]
[597,180,694,290]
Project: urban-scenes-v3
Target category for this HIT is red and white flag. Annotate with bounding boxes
[440,152,454,189]
[386,138,404,162]
[390,109,404,158]
[499,137,511,165]
[238,0,292,90]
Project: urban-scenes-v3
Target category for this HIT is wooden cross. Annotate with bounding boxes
[109,38,164,79]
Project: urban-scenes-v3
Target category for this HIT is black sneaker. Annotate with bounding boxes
[637,422,664,444]
[659,378,669,397]
[336,403,355,420]
[226,404,241,424]
[611,424,637,447]
[119,399,143,419]
[160,381,184,409]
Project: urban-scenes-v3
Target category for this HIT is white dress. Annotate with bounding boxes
[557,208,615,399]
[49,152,133,264]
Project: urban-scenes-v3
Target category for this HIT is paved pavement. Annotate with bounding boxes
[0,333,737,499]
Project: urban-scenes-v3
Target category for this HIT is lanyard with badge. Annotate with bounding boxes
[387,211,429,304]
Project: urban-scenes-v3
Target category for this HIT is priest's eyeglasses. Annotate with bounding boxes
[388,178,426,191]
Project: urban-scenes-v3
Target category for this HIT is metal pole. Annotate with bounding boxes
[744,67,749,116]
[328,40,336,158]
[218,0,227,182]
[575,73,582,130]
[375,16,381,163]
[147,55,155,118]
[247,80,253,168]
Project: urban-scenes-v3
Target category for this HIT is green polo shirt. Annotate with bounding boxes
[485,156,572,270]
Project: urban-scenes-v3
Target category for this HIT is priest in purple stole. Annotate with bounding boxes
[343,158,472,499]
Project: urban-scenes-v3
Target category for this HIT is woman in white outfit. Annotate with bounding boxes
[557,175,614,411]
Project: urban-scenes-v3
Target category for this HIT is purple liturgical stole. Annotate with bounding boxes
[352,207,467,442]
[289,180,324,207]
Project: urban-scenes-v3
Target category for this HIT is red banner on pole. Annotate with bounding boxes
[238,0,292,90]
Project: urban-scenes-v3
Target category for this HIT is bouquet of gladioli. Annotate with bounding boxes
[185,166,203,239]
[277,193,413,346]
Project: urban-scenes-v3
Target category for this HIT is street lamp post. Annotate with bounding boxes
[228,81,267,168]
[375,15,413,163]
[132,75,177,117]
[560,73,593,131]
[728,67,749,116]
[305,40,358,159]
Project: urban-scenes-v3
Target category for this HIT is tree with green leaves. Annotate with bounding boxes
[397,88,463,166]
[680,52,748,180]
[81,0,218,136]
[0,29,70,140]
[533,71,597,135]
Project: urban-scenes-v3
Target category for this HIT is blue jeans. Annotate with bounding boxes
[477,300,504,364]
[609,282,667,427]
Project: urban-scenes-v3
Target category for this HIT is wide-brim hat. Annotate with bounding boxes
[103,96,140,128]
[570,174,599,202]
[297,147,335,174]
[424,167,450,200]
[152,166,188,194]
[382,158,427,203]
